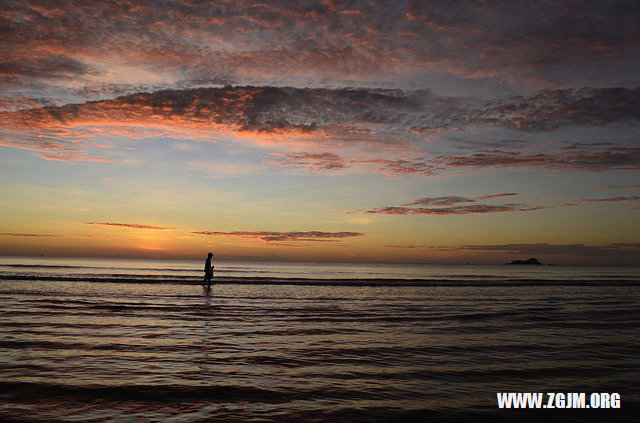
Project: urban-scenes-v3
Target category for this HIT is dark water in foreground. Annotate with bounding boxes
[0,258,639,421]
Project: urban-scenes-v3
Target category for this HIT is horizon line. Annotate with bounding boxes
[1,253,639,267]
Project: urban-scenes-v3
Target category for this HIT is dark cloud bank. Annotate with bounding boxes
[6,86,639,132]
[2,85,639,172]
[1,0,639,93]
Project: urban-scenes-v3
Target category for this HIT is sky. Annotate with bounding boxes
[0,0,639,265]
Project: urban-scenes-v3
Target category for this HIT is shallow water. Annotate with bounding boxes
[0,259,639,421]
[1,256,639,285]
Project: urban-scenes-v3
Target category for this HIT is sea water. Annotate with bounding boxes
[0,257,638,421]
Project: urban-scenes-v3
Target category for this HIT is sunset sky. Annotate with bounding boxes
[1,0,639,264]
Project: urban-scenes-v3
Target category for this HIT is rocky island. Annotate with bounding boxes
[508,257,543,265]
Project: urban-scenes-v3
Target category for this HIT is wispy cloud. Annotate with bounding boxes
[265,152,346,171]
[384,245,428,249]
[34,153,114,163]
[563,196,640,207]
[401,193,519,207]
[352,158,439,177]
[358,192,541,216]
[83,222,179,230]
[438,145,640,172]
[603,184,640,190]
[402,196,475,207]
[186,161,262,177]
[266,153,440,176]
[190,230,364,242]
[0,232,108,239]
[576,196,640,203]
[477,192,518,199]
[362,204,543,216]
[78,221,366,243]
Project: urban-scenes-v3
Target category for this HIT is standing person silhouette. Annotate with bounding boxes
[203,252,214,287]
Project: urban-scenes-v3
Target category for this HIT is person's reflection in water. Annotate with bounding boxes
[202,285,212,306]
[200,285,213,366]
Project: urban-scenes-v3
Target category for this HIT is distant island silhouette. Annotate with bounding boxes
[508,257,542,265]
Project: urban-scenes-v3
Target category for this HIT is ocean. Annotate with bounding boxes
[0,257,639,421]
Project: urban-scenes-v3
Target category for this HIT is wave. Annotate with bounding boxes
[1,274,638,286]
[0,381,291,403]
[0,381,390,403]
[2,381,637,423]
[0,264,283,275]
